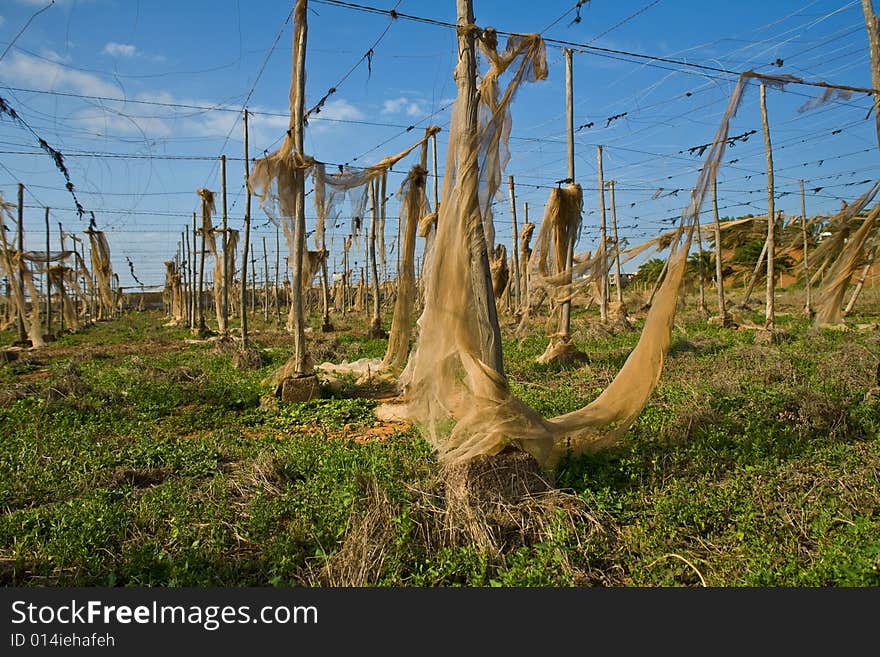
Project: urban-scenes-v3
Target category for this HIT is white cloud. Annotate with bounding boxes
[382,96,408,114]
[382,96,426,117]
[102,42,137,57]
[315,99,364,122]
[0,50,123,98]
[39,48,70,63]
[71,109,173,139]
[0,16,6,27]
[0,48,361,145]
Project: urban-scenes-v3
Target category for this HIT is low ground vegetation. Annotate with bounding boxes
[1,287,878,586]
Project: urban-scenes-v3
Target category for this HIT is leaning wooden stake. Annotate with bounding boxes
[844,243,877,316]
[760,82,775,330]
[711,173,728,324]
[693,191,708,315]
[741,233,768,306]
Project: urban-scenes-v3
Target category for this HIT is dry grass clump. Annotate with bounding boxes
[315,449,606,586]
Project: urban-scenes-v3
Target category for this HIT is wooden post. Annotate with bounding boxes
[711,173,728,324]
[275,225,281,324]
[597,145,608,322]
[184,228,192,326]
[197,202,207,331]
[645,256,669,309]
[241,109,252,347]
[760,82,775,330]
[189,214,195,328]
[368,177,383,336]
[250,251,257,315]
[70,232,79,324]
[219,154,229,334]
[455,0,504,375]
[862,0,880,148]
[844,243,877,316]
[16,183,26,343]
[58,221,66,332]
[693,190,707,315]
[431,131,439,215]
[560,48,578,335]
[263,236,270,322]
[342,238,349,318]
[741,234,768,306]
[44,206,51,336]
[608,180,623,304]
[286,0,310,372]
[508,175,520,312]
[800,180,812,316]
[521,201,530,312]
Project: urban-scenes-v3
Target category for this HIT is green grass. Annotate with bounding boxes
[1,296,879,587]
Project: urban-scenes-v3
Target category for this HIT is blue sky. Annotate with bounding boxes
[0,0,876,287]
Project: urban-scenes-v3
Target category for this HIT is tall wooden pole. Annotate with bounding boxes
[190,213,197,328]
[800,180,812,315]
[16,183,25,343]
[711,173,727,324]
[508,175,520,311]
[197,203,207,331]
[275,225,281,324]
[609,180,623,304]
[432,131,439,215]
[263,236,270,322]
[862,0,880,148]
[456,0,504,375]
[220,154,229,334]
[760,82,775,330]
[241,109,252,346]
[250,252,257,315]
[288,0,309,372]
[44,206,51,336]
[58,221,66,332]
[183,227,192,326]
[597,145,608,322]
[341,241,347,318]
[560,48,578,335]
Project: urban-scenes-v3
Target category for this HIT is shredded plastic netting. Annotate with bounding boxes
[85,229,114,320]
[399,51,766,467]
[813,203,880,326]
[0,193,44,346]
[382,161,430,370]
